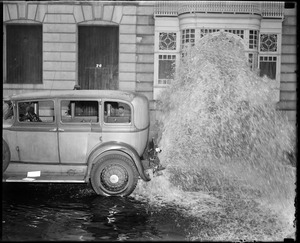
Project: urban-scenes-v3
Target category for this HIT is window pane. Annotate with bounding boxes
[6,25,42,84]
[249,30,258,49]
[259,56,277,80]
[39,100,55,122]
[18,101,54,123]
[224,29,244,39]
[181,29,195,48]
[248,52,258,70]
[61,100,99,123]
[104,101,131,123]
[200,28,219,38]
[159,59,175,79]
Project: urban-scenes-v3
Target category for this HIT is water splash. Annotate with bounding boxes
[134,33,296,241]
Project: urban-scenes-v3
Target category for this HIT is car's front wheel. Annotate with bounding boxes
[90,154,139,196]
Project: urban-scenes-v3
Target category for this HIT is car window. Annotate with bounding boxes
[18,100,55,123]
[104,101,131,123]
[61,100,99,123]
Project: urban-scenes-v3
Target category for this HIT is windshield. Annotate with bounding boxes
[3,100,14,121]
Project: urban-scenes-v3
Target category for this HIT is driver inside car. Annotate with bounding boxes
[20,106,42,122]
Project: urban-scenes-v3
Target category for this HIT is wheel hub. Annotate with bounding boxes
[101,164,128,192]
[110,174,119,184]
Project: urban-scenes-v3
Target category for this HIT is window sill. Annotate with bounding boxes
[3,83,44,89]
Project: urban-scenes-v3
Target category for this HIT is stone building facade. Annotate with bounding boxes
[2,1,297,136]
[279,5,297,125]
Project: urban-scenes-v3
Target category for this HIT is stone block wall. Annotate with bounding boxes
[280,5,297,125]
[135,3,158,138]
[3,1,144,97]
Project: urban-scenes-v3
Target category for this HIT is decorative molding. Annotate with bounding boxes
[260,34,278,52]
[159,32,177,50]
[154,1,284,19]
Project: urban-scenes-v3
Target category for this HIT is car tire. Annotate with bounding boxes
[90,154,139,196]
[2,139,10,172]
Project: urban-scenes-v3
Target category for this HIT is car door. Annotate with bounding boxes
[58,99,102,164]
[12,99,59,163]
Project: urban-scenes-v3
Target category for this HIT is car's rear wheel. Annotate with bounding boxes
[90,154,139,196]
[2,139,10,172]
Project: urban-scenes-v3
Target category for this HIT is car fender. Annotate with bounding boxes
[85,141,151,182]
[2,138,11,172]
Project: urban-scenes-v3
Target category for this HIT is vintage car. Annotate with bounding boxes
[2,89,163,196]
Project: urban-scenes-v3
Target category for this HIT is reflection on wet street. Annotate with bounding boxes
[2,183,187,241]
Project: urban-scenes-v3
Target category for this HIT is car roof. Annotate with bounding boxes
[7,90,143,102]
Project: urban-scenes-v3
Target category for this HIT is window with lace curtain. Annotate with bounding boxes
[259,56,277,80]
[158,55,176,85]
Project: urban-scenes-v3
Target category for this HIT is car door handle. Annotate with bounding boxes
[58,128,64,132]
[49,128,57,132]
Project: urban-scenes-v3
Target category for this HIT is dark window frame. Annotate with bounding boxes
[6,24,42,84]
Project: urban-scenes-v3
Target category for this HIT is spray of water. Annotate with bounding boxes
[132,33,296,241]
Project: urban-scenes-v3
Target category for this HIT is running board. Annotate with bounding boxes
[3,163,87,183]
[3,174,86,183]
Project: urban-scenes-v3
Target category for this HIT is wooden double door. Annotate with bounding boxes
[78,26,119,90]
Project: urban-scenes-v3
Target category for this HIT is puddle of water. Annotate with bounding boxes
[2,183,187,241]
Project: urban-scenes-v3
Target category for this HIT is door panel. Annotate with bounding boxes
[13,100,59,163]
[58,130,89,164]
[58,99,102,164]
[78,26,119,90]
[13,128,59,163]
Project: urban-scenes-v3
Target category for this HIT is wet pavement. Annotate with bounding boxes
[2,183,187,241]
